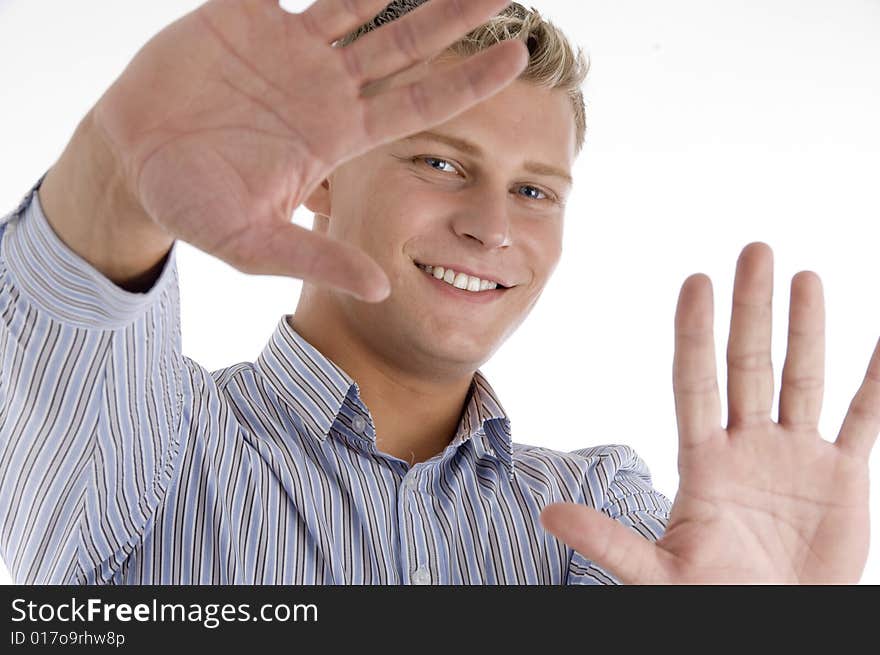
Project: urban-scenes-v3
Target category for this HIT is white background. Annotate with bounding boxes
[1,0,878,584]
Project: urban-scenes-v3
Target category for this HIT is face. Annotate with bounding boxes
[304,55,577,377]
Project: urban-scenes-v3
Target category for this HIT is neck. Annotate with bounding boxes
[290,288,475,466]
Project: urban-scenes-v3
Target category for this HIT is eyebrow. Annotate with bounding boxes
[402,131,574,187]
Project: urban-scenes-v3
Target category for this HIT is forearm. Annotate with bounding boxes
[37,108,175,293]
[1,169,187,583]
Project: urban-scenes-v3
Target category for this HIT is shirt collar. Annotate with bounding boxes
[254,315,356,441]
[452,370,514,480]
[255,315,515,480]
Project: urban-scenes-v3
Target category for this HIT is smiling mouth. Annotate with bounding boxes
[414,262,511,293]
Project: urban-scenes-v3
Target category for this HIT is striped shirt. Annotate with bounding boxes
[0,174,671,585]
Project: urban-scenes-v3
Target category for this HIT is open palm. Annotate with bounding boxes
[542,242,879,584]
[92,0,526,301]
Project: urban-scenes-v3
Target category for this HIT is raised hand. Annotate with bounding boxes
[91,0,528,301]
[541,242,880,584]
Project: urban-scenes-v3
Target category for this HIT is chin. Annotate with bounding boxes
[366,300,505,370]
[409,328,497,371]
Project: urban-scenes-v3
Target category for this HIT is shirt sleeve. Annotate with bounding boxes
[565,444,672,585]
[0,173,188,584]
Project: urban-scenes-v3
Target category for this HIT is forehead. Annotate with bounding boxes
[368,55,577,170]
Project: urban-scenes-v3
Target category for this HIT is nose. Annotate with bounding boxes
[450,194,512,250]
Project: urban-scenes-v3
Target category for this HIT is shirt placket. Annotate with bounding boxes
[397,464,434,585]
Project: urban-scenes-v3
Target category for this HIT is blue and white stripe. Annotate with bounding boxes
[0,175,670,584]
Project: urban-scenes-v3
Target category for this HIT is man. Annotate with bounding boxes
[1,0,878,584]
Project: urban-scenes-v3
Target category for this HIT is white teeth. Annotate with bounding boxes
[417,263,502,293]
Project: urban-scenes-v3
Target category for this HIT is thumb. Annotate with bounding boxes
[540,502,664,584]
[219,221,391,303]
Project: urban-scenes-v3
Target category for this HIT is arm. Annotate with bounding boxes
[0,165,186,584]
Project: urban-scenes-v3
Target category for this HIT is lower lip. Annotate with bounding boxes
[416,266,509,304]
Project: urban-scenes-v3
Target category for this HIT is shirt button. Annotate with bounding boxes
[351,416,366,434]
[411,565,431,585]
[402,477,417,493]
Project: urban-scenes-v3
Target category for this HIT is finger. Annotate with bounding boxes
[299,0,393,44]
[361,39,528,145]
[219,220,391,302]
[540,503,668,585]
[726,242,775,429]
[341,0,515,85]
[778,272,825,428]
[835,336,880,459]
[673,274,722,448]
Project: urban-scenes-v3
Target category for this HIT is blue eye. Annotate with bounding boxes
[518,185,547,201]
[414,156,556,203]
[422,157,458,174]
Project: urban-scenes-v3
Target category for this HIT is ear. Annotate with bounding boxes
[303,177,331,214]
[303,178,331,234]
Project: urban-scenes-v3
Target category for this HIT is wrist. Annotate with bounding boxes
[38,108,175,290]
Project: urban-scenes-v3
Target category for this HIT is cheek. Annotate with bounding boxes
[363,193,439,253]
[523,221,564,273]
[355,207,424,266]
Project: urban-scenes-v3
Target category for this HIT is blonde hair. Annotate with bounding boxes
[335,1,590,153]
